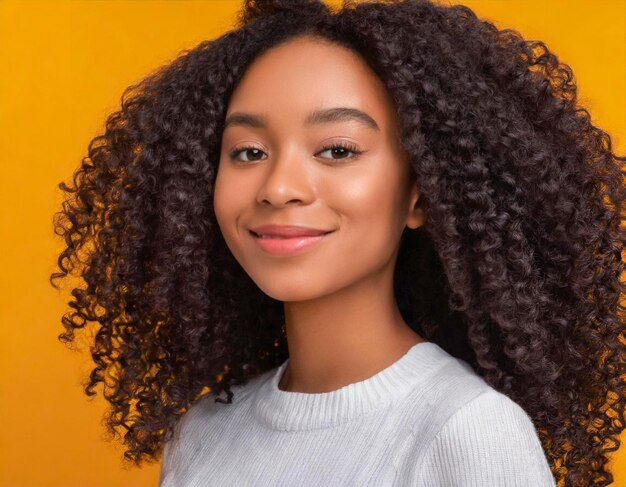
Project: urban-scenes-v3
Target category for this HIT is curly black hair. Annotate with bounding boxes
[50,0,626,485]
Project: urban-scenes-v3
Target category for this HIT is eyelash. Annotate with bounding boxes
[228,141,363,163]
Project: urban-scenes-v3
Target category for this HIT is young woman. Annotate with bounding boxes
[50,0,626,485]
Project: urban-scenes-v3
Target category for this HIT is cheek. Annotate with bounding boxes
[213,166,265,270]
[314,172,405,280]
[328,168,405,235]
[213,166,243,246]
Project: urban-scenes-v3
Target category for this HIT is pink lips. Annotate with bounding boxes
[249,224,334,256]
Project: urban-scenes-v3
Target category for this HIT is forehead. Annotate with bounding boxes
[224,36,398,132]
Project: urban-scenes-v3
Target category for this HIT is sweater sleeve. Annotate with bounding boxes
[158,430,184,487]
[158,397,203,487]
[158,438,172,486]
[414,389,557,487]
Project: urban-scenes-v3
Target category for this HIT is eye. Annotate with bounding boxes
[227,141,364,164]
[228,145,266,163]
[317,141,363,161]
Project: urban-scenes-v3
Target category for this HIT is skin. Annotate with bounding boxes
[214,34,427,393]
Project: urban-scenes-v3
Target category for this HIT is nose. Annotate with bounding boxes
[256,147,315,207]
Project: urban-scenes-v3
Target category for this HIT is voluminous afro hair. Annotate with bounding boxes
[50,0,626,485]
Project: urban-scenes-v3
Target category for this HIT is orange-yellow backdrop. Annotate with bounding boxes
[0,0,624,486]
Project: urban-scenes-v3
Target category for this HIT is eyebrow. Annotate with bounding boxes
[223,107,380,131]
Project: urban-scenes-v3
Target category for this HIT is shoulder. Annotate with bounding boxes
[436,388,545,449]
[179,369,274,430]
[413,388,556,486]
[159,370,275,485]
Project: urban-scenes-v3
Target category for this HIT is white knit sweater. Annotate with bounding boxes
[158,341,557,486]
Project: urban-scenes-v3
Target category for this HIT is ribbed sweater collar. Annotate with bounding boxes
[252,341,444,431]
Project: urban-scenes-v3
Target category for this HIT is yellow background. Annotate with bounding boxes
[0,0,624,486]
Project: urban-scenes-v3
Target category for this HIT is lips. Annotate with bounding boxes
[248,224,335,257]
[249,224,334,238]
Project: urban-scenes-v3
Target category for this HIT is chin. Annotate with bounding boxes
[248,275,327,302]
[255,284,318,303]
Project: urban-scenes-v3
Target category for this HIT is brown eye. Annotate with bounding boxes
[229,146,266,163]
[317,142,362,161]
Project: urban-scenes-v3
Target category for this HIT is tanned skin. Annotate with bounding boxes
[214,35,426,394]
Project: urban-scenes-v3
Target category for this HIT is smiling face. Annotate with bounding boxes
[214,34,423,302]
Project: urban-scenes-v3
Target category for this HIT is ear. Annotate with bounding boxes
[405,181,426,230]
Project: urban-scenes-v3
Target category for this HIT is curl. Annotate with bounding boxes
[51,1,626,484]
